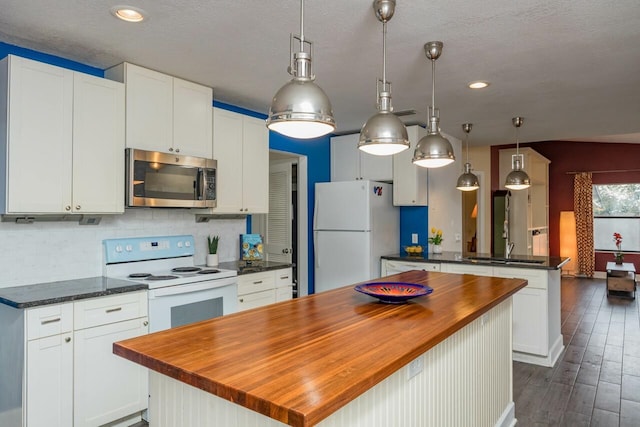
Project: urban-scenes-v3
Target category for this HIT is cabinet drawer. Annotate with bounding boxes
[237,271,275,295]
[74,291,148,330]
[275,268,293,287]
[441,263,493,276]
[237,289,276,312]
[492,267,548,290]
[27,303,74,340]
[276,286,293,302]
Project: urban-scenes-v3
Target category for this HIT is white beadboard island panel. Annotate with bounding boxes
[149,298,515,427]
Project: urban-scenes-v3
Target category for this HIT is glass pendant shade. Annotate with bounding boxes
[266,0,336,139]
[457,163,479,191]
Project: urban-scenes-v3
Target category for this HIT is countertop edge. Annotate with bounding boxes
[382,252,569,270]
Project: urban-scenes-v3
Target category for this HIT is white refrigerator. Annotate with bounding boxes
[313,180,399,293]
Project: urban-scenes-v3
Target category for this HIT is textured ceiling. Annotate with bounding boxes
[1,0,639,145]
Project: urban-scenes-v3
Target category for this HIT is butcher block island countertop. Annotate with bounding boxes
[114,271,527,427]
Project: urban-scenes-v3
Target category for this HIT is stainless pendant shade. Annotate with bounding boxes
[266,0,336,139]
[358,0,409,156]
[456,123,479,191]
[504,117,531,190]
[413,41,455,168]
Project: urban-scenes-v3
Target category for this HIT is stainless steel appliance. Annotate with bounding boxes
[103,235,237,332]
[126,148,217,208]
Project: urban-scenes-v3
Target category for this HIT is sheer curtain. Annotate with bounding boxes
[573,172,594,277]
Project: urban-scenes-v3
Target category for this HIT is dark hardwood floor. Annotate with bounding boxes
[514,276,640,426]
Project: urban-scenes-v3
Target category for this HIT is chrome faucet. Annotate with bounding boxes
[506,241,515,259]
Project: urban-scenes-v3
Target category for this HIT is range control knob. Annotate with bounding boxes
[177,242,183,248]
[115,245,123,253]
[185,241,191,247]
[125,245,133,252]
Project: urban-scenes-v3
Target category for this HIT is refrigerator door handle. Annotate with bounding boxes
[314,230,320,268]
[313,194,319,231]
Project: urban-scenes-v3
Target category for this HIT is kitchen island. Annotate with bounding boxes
[114,270,527,427]
[382,252,570,367]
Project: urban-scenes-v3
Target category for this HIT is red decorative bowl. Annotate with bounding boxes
[354,282,434,304]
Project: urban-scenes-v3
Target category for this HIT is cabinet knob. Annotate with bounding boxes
[65,337,71,343]
[239,298,244,303]
[169,147,174,152]
[175,148,180,153]
[143,321,149,326]
[240,208,244,212]
[244,208,248,212]
[65,205,71,211]
[75,205,81,210]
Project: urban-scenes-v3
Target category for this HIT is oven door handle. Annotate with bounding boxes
[148,277,237,298]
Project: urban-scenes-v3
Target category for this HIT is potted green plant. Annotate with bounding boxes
[207,235,220,267]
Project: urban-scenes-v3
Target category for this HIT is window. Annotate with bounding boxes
[593,184,640,252]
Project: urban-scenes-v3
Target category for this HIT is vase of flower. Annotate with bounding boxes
[428,227,443,254]
[613,232,623,265]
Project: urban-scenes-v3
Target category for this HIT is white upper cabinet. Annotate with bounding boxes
[393,125,428,206]
[212,108,268,214]
[330,133,393,182]
[0,55,124,215]
[105,62,213,158]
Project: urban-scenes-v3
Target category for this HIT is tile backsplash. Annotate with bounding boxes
[0,209,245,288]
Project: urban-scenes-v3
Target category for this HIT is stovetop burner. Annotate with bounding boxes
[129,273,152,278]
[172,266,202,273]
[198,269,220,274]
[146,275,180,281]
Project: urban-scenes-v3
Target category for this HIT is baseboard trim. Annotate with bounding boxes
[495,401,516,427]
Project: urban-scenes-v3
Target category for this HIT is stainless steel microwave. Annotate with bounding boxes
[126,148,216,208]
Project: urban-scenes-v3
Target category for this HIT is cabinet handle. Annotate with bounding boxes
[253,280,263,285]
[280,276,289,279]
[41,317,61,325]
[75,205,81,210]
[244,208,249,212]
[143,321,149,326]
[240,208,244,212]
[106,307,122,313]
[65,206,71,211]
[175,148,180,153]
[169,147,174,152]
[65,337,71,343]
[239,298,244,303]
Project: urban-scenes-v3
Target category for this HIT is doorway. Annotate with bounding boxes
[461,171,486,254]
[252,150,308,297]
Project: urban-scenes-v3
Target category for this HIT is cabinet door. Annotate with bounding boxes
[74,318,149,427]
[393,126,428,206]
[122,63,173,153]
[5,55,73,213]
[512,288,547,355]
[238,289,276,311]
[72,73,125,214]
[212,108,244,213]
[26,333,73,427]
[173,77,213,158]
[242,116,269,213]
[331,134,360,181]
[360,151,393,182]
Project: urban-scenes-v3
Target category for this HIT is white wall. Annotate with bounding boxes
[427,133,463,252]
[0,210,245,288]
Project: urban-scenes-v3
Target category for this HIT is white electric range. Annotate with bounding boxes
[103,235,237,332]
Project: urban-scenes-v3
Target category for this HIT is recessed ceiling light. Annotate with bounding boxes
[110,6,146,23]
[468,81,490,89]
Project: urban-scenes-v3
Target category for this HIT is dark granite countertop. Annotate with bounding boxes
[0,277,148,309]
[382,251,569,270]
[217,260,294,276]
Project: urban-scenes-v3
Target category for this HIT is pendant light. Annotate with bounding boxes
[456,123,479,191]
[266,0,336,139]
[358,0,409,156]
[412,41,455,168]
[504,117,531,190]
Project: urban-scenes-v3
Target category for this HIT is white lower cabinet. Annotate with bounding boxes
[511,287,547,355]
[238,268,293,312]
[26,333,73,427]
[381,259,440,276]
[440,262,494,276]
[0,291,148,427]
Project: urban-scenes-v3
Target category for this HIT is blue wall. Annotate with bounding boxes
[399,207,429,249]
[0,42,103,76]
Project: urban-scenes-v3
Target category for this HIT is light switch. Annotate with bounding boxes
[411,233,418,244]
[455,233,461,242]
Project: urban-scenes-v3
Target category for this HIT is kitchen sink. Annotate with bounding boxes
[464,256,545,265]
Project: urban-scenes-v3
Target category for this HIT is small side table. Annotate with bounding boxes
[606,262,636,299]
